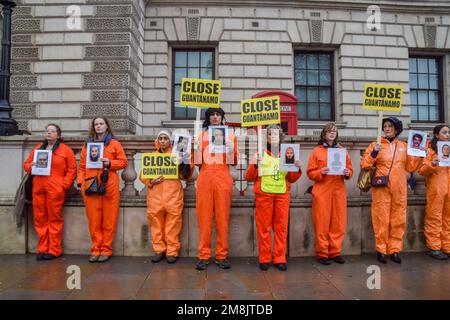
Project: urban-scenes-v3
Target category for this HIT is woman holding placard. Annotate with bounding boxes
[77,117,128,263]
[306,123,353,265]
[24,124,76,260]
[418,124,450,260]
[361,117,423,264]
[194,107,238,270]
[246,124,302,271]
[139,130,192,264]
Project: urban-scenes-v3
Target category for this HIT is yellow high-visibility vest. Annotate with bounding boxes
[261,151,287,194]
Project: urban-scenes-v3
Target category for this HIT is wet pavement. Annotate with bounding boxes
[0,253,449,300]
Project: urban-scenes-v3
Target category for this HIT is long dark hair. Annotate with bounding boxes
[40,123,63,150]
[430,124,450,152]
[202,107,225,128]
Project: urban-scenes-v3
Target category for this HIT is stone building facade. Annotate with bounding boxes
[9,0,450,136]
[1,0,450,257]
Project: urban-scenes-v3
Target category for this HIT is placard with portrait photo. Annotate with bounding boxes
[208,126,228,154]
[172,133,192,163]
[437,141,450,167]
[407,130,427,157]
[32,150,52,176]
[327,148,346,175]
[86,142,104,169]
[280,144,300,172]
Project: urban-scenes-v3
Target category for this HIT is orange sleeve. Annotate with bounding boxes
[286,170,302,183]
[418,149,437,177]
[24,145,39,174]
[406,152,425,173]
[63,145,77,190]
[77,144,87,185]
[109,141,128,171]
[306,148,324,182]
[139,171,153,188]
[361,142,377,169]
[245,152,258,182]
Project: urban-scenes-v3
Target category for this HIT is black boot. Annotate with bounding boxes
[377,252,388,264]
[259,263,270,271]
[390,253,402,264]
[318,258,331,265]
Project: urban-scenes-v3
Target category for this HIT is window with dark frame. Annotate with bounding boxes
[409,56,443,122]
[294,52,334,121]
[172,49,214,120]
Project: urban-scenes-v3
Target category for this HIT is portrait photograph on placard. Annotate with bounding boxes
[172,133,192,160]
[407,130,427,157]
[208,125,228,154]
[327,148,346,175]
[86,142,104,169]
[438,141,450,167]
[280,144,300,172]
[32,150,52,176]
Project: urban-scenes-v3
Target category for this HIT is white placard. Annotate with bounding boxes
[280,143,300,172]
[208,126,228,154]
[32,150,52,176]
[172,133,192,164]
[407,130,427,157]
[437,141,450,167]
[86,142,104,169]
[327,148,346,175]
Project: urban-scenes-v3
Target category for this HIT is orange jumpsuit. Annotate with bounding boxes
[196,130,238,260]
[418,148,450,253]
[361,137,422,255]
[307,145,353,259]
[24,143,76,256]
[245,150,302,264]
[139,142,192,257]
[77,139,128,256]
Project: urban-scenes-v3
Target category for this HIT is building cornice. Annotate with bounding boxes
[146,0,450,14]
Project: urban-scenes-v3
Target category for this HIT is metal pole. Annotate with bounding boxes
[0,0,19,136]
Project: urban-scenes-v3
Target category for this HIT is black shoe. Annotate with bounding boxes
[166,256,178,264]
[196,259,209,270]
[377,252,388,264]
[332,256,346,264]
[43,253,58,260]
[151,252,165,263]
[275,263,287,271]
[318,258,331,265]
[427,250,448,260]
[390,253,402,264]
[259,263,270,271]
[36,253,45,261]
[215,258,231,269]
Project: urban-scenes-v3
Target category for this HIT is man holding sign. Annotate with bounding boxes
[140,130,192,264]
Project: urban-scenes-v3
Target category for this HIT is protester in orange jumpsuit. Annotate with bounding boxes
[24,124,76,260]
[307,123,353,265]
[77,117,128,263]
[418,124,450,260]
[361,117,423,264]
[246,125,302,271]
[140,130,192,264]
[194,107,238,270]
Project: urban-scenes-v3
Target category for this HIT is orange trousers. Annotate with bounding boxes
[32,187,65,256]
[82,188,120,256]
[424,190,450,252]
[255,192,290,264]
[371,186,407,255]
[196,166,232,260]
[311,184,347,258]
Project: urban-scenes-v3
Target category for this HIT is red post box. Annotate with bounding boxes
[252,90,298,135]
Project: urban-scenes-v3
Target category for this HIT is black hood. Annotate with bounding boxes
[382,116,403,137]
